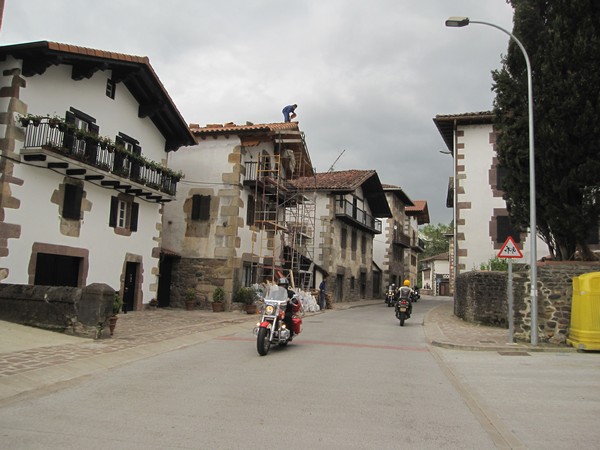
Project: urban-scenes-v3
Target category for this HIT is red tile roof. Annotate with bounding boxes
[382,184,414,206]
[0,40,195,150]
[406,200,430,225]
[190,121,300,134]
[291,170,376,191]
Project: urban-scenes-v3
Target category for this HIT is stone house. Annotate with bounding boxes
[405,200,429,285]
[373,184,414,293]
[0,41,195,311]
[433,111,548,279]
[291,170,392,302]
[161,121,315,307]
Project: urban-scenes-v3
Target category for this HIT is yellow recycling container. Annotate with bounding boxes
[567,271,600,351]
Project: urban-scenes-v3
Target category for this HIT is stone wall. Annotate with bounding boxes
[171,257,237,310]
[0,283,114,338]
[455,262,600,344]
[455,271,507,326]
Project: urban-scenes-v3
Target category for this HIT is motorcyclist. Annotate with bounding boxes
[386,283,396,305]
[396,279,413,316]
[278,278,300,338]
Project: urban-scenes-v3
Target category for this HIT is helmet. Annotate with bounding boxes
[278,278,289,286]
[403,280,410,286]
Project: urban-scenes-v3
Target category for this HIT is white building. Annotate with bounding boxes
[433,112,547,279]
[373,185,414,292]
[162,121,314,307]
[0,41,195,311]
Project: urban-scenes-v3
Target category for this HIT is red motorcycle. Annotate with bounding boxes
[254,288,302,356]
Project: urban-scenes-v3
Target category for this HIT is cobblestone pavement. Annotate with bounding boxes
[0,309,257,378]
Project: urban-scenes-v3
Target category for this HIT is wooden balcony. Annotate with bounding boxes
[20,118,181,202]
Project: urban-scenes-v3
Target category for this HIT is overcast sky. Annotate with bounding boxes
[1,0,514,225]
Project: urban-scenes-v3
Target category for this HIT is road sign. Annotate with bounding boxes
[497,236,523,259]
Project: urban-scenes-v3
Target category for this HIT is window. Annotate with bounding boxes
[341,228,347,249]
[114,134,141,179]
[106,79,116,99]
[192,195,211,220]
[34,253,82,287]
[496,216,520,244]
[64,109,99,160]
[63,183,83,220]
[109,196,139,232]
[351,230,357,251]
[361,235,367,254]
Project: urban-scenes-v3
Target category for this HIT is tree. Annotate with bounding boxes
[492,0,600,260]
[420,222,452,260]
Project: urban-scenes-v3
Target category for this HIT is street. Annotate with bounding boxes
[0,298,598,449]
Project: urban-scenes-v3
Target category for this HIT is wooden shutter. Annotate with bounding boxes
[109,196,118,227]
[63,184,83,220]
[63,111,76,150]
[247,195,255,226]
[130,202,139,232]
[199,195,211,220]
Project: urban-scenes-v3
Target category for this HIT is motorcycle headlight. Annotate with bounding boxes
[265,305,275,315]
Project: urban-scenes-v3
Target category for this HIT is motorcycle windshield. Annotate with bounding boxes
[266,286,288,301]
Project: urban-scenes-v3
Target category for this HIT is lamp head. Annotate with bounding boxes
[445,16,470,27]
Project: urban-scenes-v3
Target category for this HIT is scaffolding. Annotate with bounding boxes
[249,127,316,290]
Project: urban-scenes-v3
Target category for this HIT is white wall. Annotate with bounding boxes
[2,57,168,303]
[457,123,548,273]
[21,64,166,163]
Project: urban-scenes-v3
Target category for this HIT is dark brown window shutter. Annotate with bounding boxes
[192,195,211,221]
[247,195,255,226]
[199,195,211,220]
[109,196,118,227]
[130,202,139,232]
[63,184,83,220]
[191,195,201,220]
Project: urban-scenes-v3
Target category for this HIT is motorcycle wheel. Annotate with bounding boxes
[399,315,405,326]
[257,327,271,356]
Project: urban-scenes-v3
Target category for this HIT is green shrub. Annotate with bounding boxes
[113,293,123,315]
[233,287,258,305]
[212,287,225,303]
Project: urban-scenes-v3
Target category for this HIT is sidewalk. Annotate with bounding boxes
[0,297,573,404]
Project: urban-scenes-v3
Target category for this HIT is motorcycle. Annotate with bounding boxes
[411,287,420,302]
[385,287,396,307]
[395,297,411,326]
[254,286,302,356]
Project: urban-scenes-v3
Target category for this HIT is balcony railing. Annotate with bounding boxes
[19,117,182,201]
[393,229,411,247]
[335,198,382,234]
[243,161,294,192]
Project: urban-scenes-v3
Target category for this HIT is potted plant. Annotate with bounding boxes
[212,287,225,312]
[109,293,123,336]
[234,287,259,314]
[184,288,197,311]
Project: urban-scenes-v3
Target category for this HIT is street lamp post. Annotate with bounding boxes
[445,16,538,345]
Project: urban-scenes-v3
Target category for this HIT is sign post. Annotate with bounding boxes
[497,236,523,343]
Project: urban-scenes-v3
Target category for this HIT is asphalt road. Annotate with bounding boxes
[0,299,598,449]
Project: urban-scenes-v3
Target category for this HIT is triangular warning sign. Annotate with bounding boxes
[497,236,523,259]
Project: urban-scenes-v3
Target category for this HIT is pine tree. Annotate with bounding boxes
[492,0,600,260]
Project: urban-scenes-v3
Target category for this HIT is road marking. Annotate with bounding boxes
[218,336,428,352]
